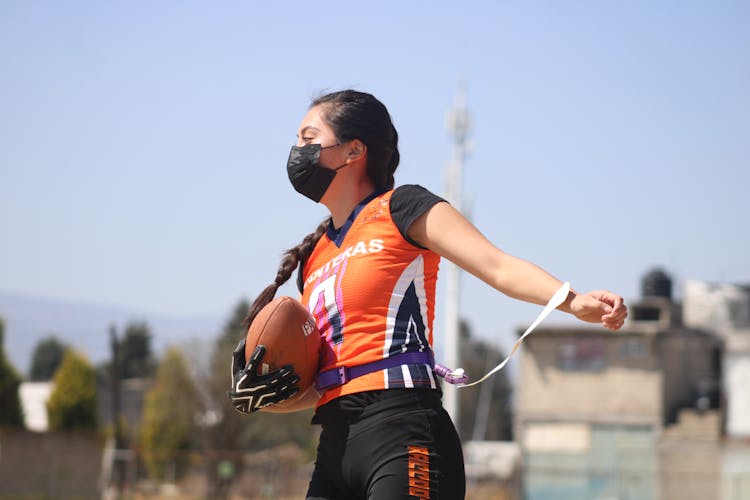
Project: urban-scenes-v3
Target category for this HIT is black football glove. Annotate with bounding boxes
[228,339,300,414]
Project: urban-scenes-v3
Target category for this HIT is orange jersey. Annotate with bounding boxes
[300,189,441,407]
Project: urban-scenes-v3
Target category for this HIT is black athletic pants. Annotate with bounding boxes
[306,389,465,500]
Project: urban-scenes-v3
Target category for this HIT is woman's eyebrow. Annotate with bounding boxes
[297,126,320,137]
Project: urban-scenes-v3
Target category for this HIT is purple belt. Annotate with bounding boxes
[314,351,468,392]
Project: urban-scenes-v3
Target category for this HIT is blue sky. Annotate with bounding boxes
[1,1,748,359]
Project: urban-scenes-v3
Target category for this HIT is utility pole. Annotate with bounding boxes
[109,324,124,492]
[443,83,471,429]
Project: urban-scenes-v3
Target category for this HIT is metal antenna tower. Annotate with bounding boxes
[443,83,471,428]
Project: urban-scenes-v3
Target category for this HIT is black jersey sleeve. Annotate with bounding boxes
[390,184,447,248]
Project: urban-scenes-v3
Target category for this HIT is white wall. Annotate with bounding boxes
[19,382,53,432]
[725,354,750,437]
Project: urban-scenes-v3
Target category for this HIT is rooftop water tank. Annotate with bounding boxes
[642,268,672,300]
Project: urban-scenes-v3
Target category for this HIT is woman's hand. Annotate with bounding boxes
[228,339,300,414]
[569,291,628,330]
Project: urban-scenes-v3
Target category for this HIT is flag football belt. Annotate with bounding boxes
[314,282,571,393]
[314,351,468,392]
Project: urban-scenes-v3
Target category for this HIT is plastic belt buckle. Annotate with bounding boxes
[337,366,349,386]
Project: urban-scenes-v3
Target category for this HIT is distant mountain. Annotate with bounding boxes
[0,292,225,376]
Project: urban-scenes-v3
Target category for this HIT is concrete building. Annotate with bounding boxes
[516,269,724,500]
[683,280,750,438]
[683,279,750,498]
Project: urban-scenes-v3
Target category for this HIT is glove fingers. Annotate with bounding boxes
[254,366,299,387]
[274,365,298,381]
[245,345,267,374]
[259,386,300,409]
[278,383,300,399]
[231,339,248,376]
[233,337,246,355]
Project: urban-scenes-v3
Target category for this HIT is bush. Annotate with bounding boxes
[47,349,97,431]
[140,347,199,480]
[0,317,24,428]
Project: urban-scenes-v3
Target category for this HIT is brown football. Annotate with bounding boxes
[245,296,321,413]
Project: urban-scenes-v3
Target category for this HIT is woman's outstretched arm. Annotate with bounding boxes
[408,201,628,330]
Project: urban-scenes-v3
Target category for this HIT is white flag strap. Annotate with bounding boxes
[455,281,571,389]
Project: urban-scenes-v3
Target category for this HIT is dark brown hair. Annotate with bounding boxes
[312,90,400,190]
[242,90,400,330]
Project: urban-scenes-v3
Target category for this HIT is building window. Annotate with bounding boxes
[557,338,606,371]
[619,339,647,357]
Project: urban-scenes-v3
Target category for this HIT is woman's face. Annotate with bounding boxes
[293,104,370,208]
[296,105,349,169]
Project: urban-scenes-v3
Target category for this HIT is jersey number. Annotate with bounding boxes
[308,275,344,345]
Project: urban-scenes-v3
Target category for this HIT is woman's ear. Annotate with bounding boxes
[347,139,367,161]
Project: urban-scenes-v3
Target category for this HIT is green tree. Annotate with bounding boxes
[120,321,155,379]
[200,298,317,497]
[140,346,199,480]
[0,317,24,428]
[29,336,67,381]
[47,349,97,430]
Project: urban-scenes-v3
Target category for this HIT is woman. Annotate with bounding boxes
[229,90,627,499]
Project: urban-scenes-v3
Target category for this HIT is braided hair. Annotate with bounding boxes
[243,90,400,329]
[242,219,328,329]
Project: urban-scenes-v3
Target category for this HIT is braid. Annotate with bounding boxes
[242,219,329,330]
[385,124,400,189]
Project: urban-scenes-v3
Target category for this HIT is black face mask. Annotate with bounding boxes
[286,143,347,202]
